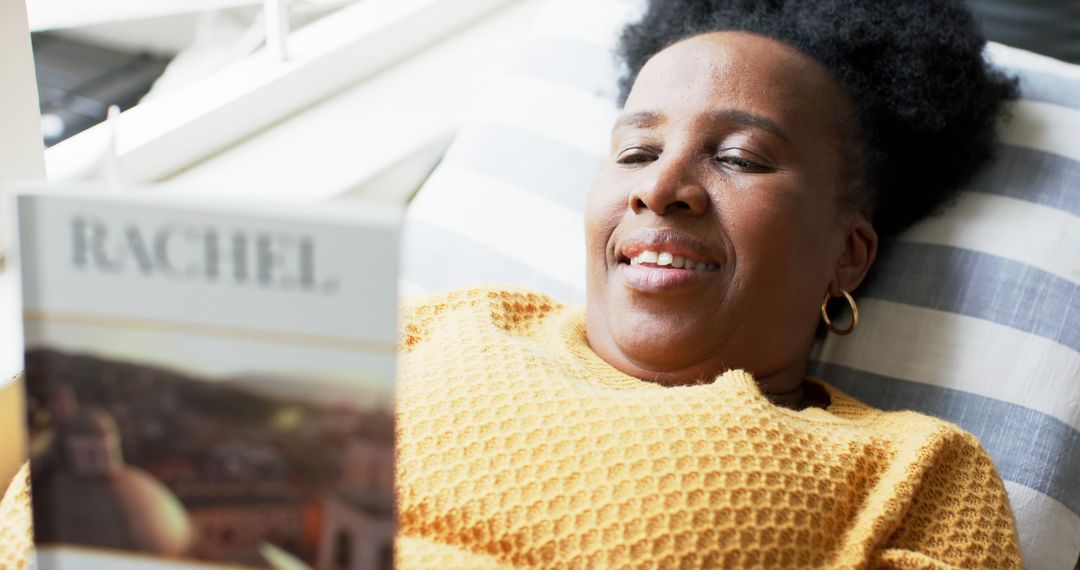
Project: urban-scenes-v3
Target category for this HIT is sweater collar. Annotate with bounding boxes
[549,305,879,424]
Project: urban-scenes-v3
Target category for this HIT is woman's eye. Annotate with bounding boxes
[716,150,772,173]
[615,149,658,165]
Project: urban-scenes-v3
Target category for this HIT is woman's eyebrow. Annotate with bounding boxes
[613,109,788,143]
[613,111,664,132]
[710,109,789,143]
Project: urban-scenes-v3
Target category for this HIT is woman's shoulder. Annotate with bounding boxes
[399,285,570,350]
[399,285,563,313]
[809,377,1019,565]
[810,377,998,464]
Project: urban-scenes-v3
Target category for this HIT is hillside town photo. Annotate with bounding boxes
[24,348,395,570]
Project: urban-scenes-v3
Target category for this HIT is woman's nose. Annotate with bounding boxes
[628,155,710,216]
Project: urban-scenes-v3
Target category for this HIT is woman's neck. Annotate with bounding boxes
[586,327,815,409]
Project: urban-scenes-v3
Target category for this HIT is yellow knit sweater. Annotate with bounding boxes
[394,287,1022,569]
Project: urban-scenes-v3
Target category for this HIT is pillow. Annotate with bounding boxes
[810,42,1080,570]
[399,1,1080,568]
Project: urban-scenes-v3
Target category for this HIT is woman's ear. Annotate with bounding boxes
[833,214,878,293]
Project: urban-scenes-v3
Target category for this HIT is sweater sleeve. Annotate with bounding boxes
[873,430,1022,570]
[0,462,33,570]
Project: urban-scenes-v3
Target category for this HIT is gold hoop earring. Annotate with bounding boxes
[821,289,859,335]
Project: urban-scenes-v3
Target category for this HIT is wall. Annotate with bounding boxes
[0,0,44,491]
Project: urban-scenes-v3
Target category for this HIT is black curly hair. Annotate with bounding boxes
[617,0,1018,241]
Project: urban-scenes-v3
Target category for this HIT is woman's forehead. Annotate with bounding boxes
[623,31,850,130]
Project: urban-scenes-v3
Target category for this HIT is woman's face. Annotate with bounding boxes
[585,31,876,389]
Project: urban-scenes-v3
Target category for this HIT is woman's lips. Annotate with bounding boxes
[614,228,723,293]
[618,262,715,292]
[617,228,723,267]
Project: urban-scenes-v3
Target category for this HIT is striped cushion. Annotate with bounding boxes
[400,1,1080,568]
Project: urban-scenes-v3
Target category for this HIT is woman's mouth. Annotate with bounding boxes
[627,250,718,271]
[614,228,724,293]
[617,249,720,292]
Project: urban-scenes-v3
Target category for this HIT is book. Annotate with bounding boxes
[15,184,400,570]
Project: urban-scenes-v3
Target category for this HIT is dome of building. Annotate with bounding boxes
[33,404,192,556]
[34,466,192,556]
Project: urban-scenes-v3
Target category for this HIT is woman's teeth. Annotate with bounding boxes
[629,250,716,270]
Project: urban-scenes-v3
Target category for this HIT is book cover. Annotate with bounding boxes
[16,186,400,570]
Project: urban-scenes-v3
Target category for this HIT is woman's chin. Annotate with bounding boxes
[586,271,732,380]
[606,318,722,379]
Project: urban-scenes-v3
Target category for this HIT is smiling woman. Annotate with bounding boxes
[394,0,1023,568]
[586,32,872,396]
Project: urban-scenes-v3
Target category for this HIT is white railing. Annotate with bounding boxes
[44,0,518,185]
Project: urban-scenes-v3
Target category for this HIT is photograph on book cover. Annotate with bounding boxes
[17,188,399,570]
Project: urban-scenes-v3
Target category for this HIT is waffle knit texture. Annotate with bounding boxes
[395,287,1022,569]
[0,463,33,570]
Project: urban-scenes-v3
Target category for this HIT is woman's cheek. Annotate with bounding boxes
[586,189,628,246]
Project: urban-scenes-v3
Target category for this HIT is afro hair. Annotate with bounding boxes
[617,0,1018,241]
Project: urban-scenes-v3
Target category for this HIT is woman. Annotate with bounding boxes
[395,0,1021,568]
